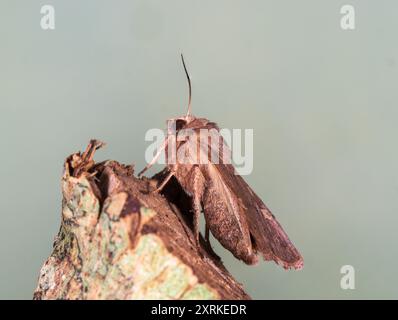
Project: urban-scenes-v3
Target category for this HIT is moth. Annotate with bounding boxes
[139,55,303,269]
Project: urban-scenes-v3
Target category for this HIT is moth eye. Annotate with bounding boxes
[175,119,186,130]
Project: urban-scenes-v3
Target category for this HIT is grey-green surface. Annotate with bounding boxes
[0,1,397,299]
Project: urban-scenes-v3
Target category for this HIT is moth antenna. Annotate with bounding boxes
[181,54,192,118]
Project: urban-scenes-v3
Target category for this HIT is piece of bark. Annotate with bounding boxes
[33,140,250,300]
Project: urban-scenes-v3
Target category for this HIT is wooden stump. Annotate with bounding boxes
[33,140,250,300]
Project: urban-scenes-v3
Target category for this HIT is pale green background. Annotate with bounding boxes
[1,1,397,299]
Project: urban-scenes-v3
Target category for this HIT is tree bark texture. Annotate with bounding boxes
[33,140,250,300]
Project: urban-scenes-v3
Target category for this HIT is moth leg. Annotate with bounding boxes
[153,169,175,193]
[138,138,168,177]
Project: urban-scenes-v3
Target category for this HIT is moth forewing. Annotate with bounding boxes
[200,128,233,166]
[202,163,257,264]
[211,162,304,269]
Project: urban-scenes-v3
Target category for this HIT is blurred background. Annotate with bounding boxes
[1,0,397,299]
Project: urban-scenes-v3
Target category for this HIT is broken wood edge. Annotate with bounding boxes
[33,140,250,300]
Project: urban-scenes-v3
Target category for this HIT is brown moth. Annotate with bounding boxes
[139,55,303,269]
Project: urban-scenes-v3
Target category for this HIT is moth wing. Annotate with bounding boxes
[202,163,258,264]
[181,121,303,269]
[213,163,303,269]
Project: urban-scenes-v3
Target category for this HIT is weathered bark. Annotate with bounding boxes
[33,140,250,300]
